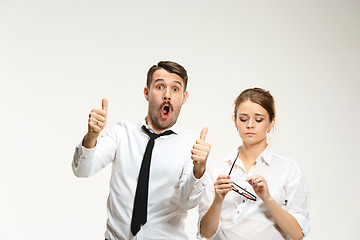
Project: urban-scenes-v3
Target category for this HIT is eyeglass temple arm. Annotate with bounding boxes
[232,181,257,200]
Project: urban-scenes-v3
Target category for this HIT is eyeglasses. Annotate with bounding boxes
[228,153,257,201]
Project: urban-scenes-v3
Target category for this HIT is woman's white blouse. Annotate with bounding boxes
[198,146,310,240]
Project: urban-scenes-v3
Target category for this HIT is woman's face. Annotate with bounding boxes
[234,100,275,146]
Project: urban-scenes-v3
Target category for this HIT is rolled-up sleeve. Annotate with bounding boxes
[197,166,221,240]
[285,165,311,236]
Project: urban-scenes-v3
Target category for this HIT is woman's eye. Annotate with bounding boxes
[240,118,247,122]
[255,119,264,123]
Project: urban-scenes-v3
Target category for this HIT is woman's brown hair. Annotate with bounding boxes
[234,88,276,122]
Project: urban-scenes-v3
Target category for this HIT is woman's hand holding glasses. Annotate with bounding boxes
[214,174,232,203]
[247,175,271,202]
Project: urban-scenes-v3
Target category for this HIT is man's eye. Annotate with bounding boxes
[173,87,179,92]
[156,85,163,90]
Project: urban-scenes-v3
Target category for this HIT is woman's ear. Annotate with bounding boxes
[268,118,275,132]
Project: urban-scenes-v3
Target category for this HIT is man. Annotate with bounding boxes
[72,61,211,240]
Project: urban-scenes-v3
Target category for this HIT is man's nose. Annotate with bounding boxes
[163,87,171,101]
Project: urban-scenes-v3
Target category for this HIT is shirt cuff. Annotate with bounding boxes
[73,143,97,167]
[189,170,207,199]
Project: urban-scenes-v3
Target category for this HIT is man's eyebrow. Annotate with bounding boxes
[153,79,183,87]
[173,80,183,86]
[153,79,165,84]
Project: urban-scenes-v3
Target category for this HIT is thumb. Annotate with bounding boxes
[102,98,108,112]
[200,127,208,140]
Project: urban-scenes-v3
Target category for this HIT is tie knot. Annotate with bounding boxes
[142,125,173,140]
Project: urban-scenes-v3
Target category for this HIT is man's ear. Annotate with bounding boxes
[144,87,149,101]
[182,90,189,105]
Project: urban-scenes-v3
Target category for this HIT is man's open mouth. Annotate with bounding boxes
[161,103,172,119]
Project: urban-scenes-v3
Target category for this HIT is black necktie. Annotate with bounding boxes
[131,125,174,236]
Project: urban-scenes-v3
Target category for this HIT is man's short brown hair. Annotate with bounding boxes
[146,61,188,91]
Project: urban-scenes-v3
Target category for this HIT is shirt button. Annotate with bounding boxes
[242,200,246,203]
[237,211,240,214]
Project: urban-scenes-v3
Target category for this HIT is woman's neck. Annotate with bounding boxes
[239,140,268,166]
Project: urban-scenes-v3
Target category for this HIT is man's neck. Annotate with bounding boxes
[144,116,171,134]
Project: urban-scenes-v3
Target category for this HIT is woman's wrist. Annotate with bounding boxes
[213,196,224,205]
[262,195,275,205]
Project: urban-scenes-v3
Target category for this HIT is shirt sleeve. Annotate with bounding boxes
[285,163,311,237]
[197,163,221,239]
[176,155,207,210]
[72,126,119,177]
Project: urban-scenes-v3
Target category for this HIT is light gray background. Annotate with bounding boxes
[1,0,359,239]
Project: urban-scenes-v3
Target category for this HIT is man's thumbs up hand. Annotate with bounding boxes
[83,98,108,149]
[191,127,211,179]
[200,127,208,141]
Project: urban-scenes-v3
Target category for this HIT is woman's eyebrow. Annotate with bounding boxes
[238,113,265,117]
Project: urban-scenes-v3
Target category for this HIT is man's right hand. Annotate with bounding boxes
[82,98,108,148]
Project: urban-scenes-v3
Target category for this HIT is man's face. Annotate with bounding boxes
[144,68,188,133]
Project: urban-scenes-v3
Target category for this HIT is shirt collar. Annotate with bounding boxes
[258,145,273,165]
[141,119,180,135]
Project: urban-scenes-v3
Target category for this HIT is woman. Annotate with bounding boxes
[198,88,310,240]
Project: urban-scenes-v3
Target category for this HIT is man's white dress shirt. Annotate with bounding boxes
[198,146,310,240]
[72,120,205,240]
